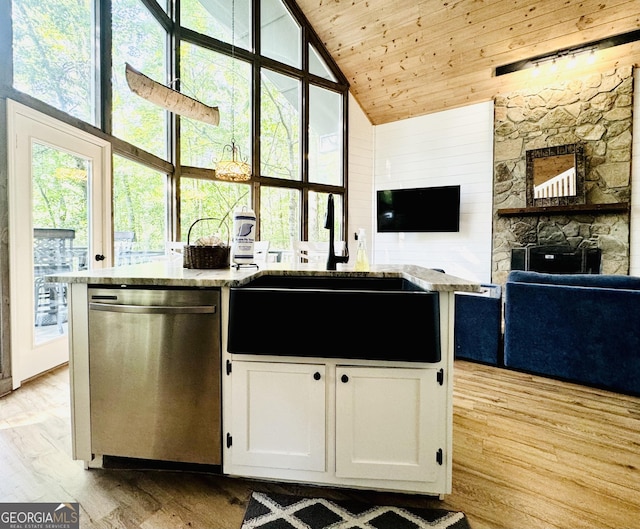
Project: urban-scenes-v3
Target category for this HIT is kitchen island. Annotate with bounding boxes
[52,261,478,497]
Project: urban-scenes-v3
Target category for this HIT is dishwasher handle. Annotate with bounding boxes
[89,302,217,315]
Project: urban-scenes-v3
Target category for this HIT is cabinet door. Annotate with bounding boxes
[230,361,326,471]
[335,366,443,482]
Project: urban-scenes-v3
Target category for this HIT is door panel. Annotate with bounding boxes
[7,100,111,388]
[335,366,443,482]
[231,361,326,471]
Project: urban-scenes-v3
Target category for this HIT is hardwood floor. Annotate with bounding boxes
[1,361,639,528]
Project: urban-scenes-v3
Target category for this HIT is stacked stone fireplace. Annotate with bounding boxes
[492,67,633,285]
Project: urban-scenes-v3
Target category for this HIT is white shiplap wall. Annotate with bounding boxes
[372,101,495,283]
[629,68,640,276]
[347,94,375,257]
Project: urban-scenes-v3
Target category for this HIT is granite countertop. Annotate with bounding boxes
[47,260,480,292]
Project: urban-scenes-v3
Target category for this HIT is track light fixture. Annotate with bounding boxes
[495,29,640,77]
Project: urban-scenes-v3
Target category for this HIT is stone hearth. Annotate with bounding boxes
[492,67,633,284]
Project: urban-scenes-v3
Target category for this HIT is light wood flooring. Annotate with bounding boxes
[1,361,639,528]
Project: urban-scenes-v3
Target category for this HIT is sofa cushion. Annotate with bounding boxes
[455,284,502,365]
[507,270,640,290]
[504,276,640,395]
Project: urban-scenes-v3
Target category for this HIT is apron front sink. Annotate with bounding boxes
[239,274,426,291]
[228,275,441,363]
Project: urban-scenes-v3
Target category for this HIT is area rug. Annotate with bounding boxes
[241,492,471,529]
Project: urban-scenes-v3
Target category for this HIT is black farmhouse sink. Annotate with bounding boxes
[239,274,425,292]
[228,274,441,363]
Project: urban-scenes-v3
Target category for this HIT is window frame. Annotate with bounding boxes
[7,0,349,246]
[177,0,349,243]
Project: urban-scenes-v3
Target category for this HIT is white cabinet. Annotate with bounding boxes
[226,359,449,494]
[335,366,443,483]
[229,361,326,472]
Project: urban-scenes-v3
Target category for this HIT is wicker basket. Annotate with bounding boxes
[183,218,230,269]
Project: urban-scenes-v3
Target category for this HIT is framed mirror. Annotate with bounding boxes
[526,143,585,207]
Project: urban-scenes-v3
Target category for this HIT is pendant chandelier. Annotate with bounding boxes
[215,0,251,182]
[216,141,251,181]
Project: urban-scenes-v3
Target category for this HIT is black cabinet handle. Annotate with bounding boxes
[313,372,321,381]
[341,374,349,383]
[95,254,105,261]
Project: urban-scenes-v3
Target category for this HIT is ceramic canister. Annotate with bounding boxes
[232,207,256,265]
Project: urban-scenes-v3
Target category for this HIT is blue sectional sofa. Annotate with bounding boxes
[504,270,640,395]
[454,284,502,365]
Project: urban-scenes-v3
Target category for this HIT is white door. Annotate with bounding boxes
[7,100,111,388]
[230,361,326,471]
[335,365,443,483]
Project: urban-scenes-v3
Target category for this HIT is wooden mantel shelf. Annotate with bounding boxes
[497,202,630,217]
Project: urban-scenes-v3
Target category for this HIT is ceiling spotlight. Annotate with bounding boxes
[532,62,541,77]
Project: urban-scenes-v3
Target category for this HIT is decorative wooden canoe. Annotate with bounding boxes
[125,62,220,126]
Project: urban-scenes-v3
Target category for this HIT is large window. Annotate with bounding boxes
[261,0,301,68]
[180,44,251,169]
[10,0,348,254]
[260,187,300,251]
[309,85,342,186]
[112,0,168,159]
[180,179,251,243]
[181,0,251,50]
[309,44,337,82]
[260,70,301,180]
[12,0,95,124]
[113,156,167,265]
[308,191,342,243]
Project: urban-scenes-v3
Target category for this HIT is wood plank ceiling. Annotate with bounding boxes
[295,0,640,125]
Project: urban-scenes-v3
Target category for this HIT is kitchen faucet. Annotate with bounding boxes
[324,194,349,270]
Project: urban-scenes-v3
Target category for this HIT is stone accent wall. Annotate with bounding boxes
[492,67,634,284]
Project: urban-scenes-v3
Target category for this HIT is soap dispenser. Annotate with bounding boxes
[355,228,370,271]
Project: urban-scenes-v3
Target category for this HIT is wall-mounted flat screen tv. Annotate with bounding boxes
[377,185,461,232]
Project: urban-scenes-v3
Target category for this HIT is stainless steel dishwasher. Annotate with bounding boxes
[88,287,221,465]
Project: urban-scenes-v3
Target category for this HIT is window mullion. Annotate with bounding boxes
[252,0,260,205]
[0,0,12,88]
[170,0,180,241]
[342,91,349,242]
[301,22,310,241]
[138,0,173,32]
[97,0,112,133]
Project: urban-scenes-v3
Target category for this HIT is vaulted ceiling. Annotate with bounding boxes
[296,0,640,125]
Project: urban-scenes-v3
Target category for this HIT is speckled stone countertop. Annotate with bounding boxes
[47,260,480,292]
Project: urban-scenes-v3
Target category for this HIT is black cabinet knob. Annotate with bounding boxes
[313,372,321,381]
[95,254,105,261]
[341,374,349,383]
